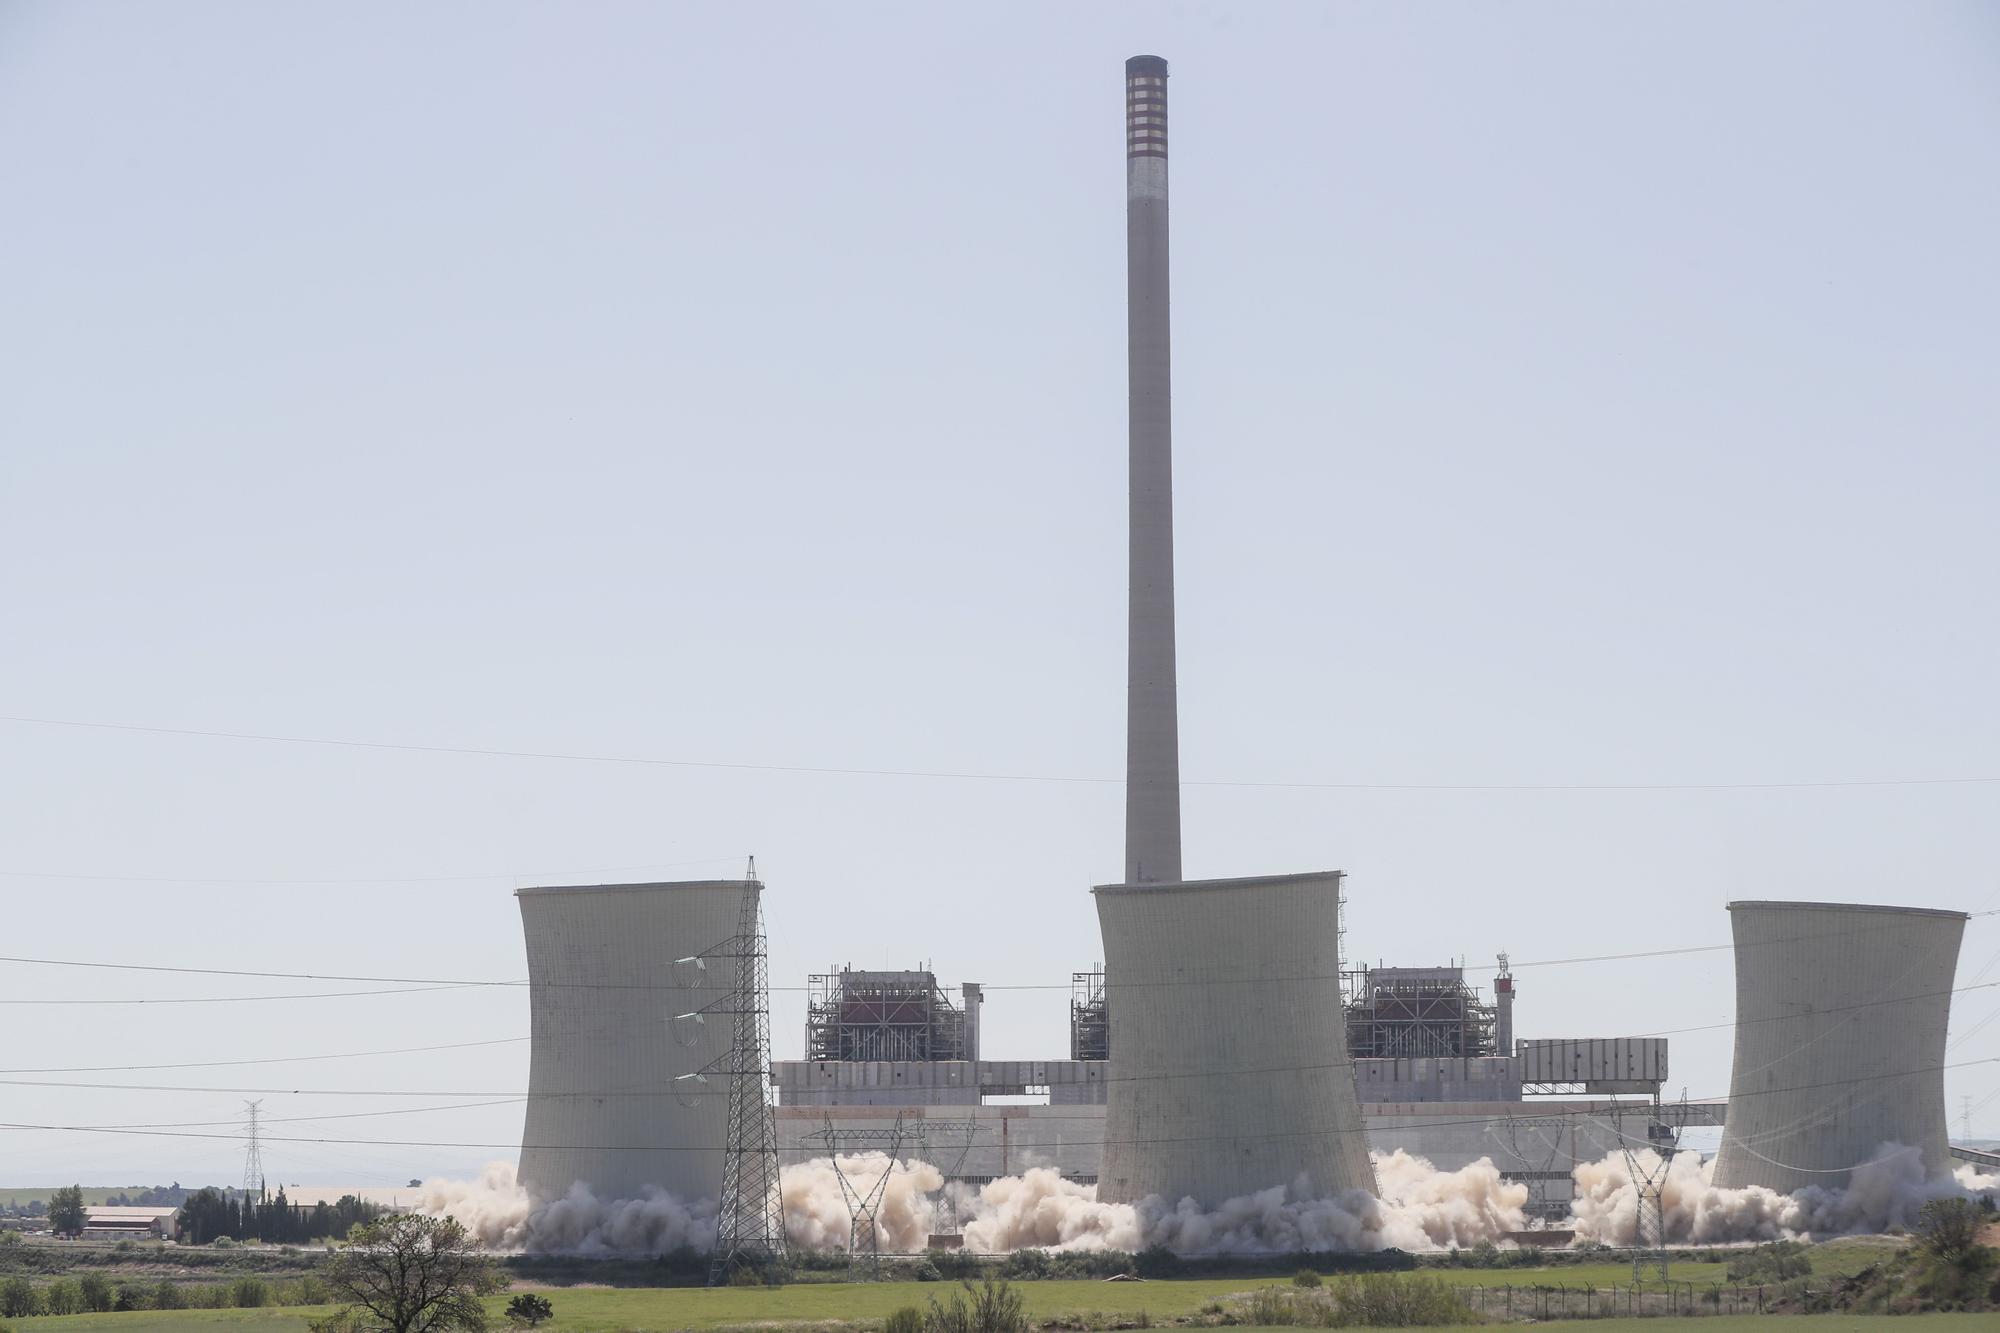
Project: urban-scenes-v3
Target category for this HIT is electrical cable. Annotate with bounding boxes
[7,713,1996,792]
[7,1054,1996,1153]
[5,911,1993,1001]
[0,1037,528,1076]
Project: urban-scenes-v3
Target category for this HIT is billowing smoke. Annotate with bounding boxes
[417,1162,714,1256]
[1568,1142,1998,1247]
[420,1151,1526,1257]
[956,1150,1525,1256]
[781,1153,943,1254]
[960,1167,1139,1252]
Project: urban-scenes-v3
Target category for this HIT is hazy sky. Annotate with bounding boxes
[3,1,1997,1188]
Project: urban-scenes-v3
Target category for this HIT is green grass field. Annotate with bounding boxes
[0,1189,163,1209]
[0,1235,1923,1330]
[12,1300,2000,1333]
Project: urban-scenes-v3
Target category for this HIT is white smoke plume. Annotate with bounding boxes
[957,1151,1525,1256]
[781,1153,943,1254]
[418,1161,715,1256]
[420,1151,1526,1257]
[1567,1142,1995,1247]
[960,1167,1140,1252]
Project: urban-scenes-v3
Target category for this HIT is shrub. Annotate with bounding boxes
[1727,1241,1812,1284]
[152,1279,184,1310]
[924,1278,1027,1333]
[114,1282,149,1311]
[212,1235,238,1249]
[290,1274,332,1305]
[231,1276,271,1308]
[1329,1272,1477,1326]
[911,1259,942,1281]
[80,1273,114,1312]
[926,1247,981,1280]
[43,1279,83,1315]
[1000,1248,1051,1279]
[1292,1267,1322,1287]
[0,1232,19,1249]
[506,1292,555,1327]
[1239,1273,1477,1327]
[1134,1244,1183,1279]
[1917,1198,1984,1261]
[0,1280,37,1320]
[885,1305,925,1333]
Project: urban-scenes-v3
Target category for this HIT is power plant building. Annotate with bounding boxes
[1713,900,1967,1193]
[516,879,760,1206]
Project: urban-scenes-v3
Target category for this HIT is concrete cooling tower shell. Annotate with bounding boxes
[1094,871,1378,1207]
[516,880,752,1206]
[1713,899,1966,1193]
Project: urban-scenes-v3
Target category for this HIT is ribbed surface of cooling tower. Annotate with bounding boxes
[1713,899,1966,1193]
[516,880,752,1205]
[1094,871,1378,1206]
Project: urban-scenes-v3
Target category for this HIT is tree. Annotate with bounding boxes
[0,1277,41,1319]
[325,1215,505,1333]
[1916,1197,1985,1261]
[504,1293,552,1328]
[79,1274,114,1313]
[48,1185,85,1237]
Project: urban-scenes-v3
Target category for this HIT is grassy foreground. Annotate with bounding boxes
[13,1304,2000,1332]
[0,1237,1921,1330]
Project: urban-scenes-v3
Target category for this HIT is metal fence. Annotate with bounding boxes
[1461,1283,1783,1319]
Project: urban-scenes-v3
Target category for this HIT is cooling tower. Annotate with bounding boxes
[1094,872,1379,1206]
[1713,899,1966,1193]
[516,879,754,1205]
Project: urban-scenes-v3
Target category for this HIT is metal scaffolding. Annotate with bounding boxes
[1069,967,1108,1062]
[1342,965,1498,1059]
[805,967,969,1063]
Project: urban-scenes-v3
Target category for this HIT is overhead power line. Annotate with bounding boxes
[6,1051,1997,1153]
[7,713,1997,792]
[0,1036,528,1076]
[0,857,746,886]
[0,984,481,1006]
[13,970,1998,1076]
[3,912,1992,1004]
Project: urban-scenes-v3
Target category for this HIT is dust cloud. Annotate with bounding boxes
[421,1142,1992,1257]
[418,1149,1524,1257]
[1568,1142,1995,1246]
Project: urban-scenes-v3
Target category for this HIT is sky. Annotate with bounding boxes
[1,0,1997,1189]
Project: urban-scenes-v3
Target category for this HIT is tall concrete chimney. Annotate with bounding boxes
[1124,54,1182,885]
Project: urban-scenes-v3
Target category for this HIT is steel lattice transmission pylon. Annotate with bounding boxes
[1621,1090,1688,1284]
[804,1113,985,1278]
[707,863,787,1285]
[1488,1111,1570,1224]
[241,1100,266,1200]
